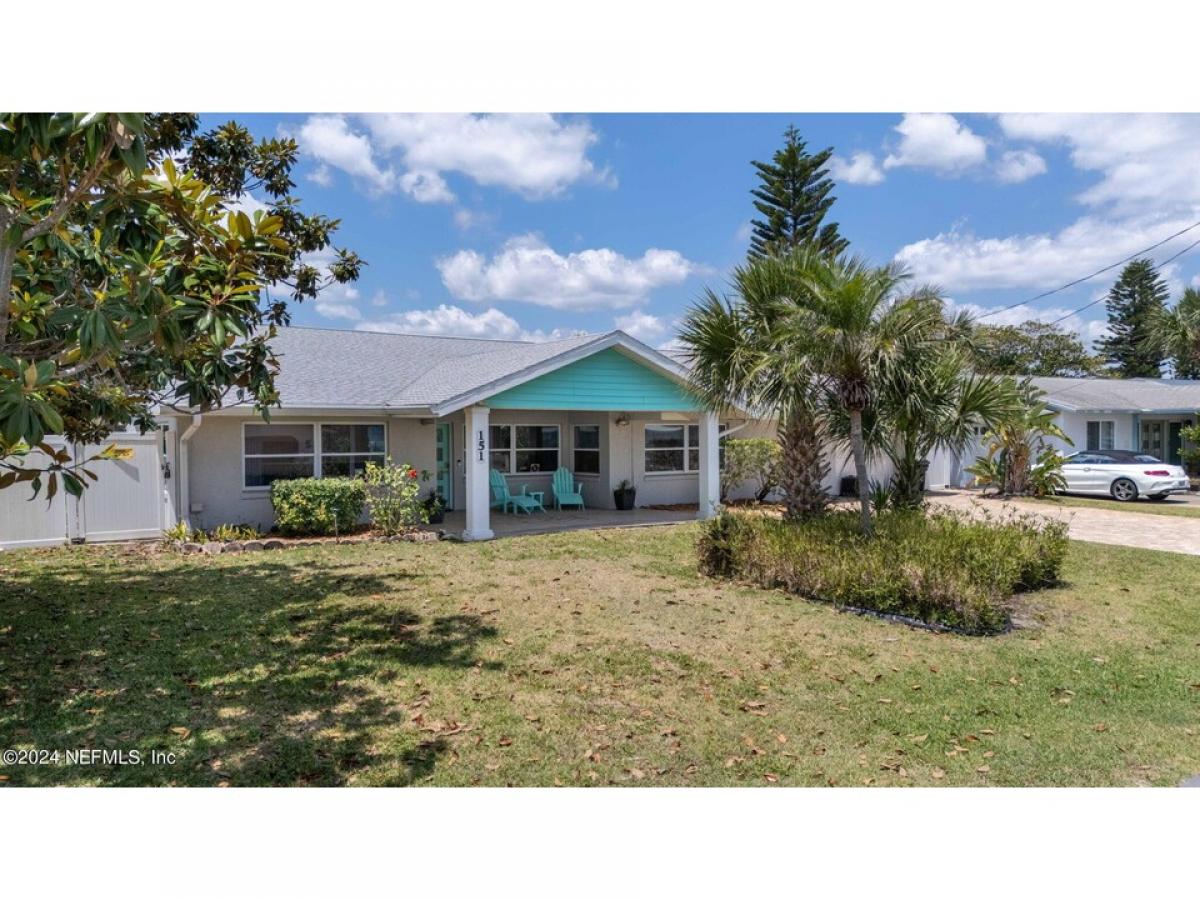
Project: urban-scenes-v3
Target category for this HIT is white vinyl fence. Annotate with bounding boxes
[0,432,168,550]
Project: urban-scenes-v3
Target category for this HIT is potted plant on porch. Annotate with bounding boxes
[424,490,446,524]
[613,479,637,510]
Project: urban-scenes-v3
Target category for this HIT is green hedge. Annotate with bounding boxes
[269,477,367,536]
[697,508,1068,635]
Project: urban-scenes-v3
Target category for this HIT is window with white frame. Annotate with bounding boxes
[1086,420,1115,451]
[644,423,704,473]
[320,424,386,477]
[488,424,560,473]
[244,423,315,487]
[243,422,386,487]
[573,424,600,474]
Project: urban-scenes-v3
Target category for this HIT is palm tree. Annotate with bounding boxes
[873,307,1021,508]
[967,382,1070,496]
[680,254,829,520]
[1152,286,1200,378]
[786,256,945,535]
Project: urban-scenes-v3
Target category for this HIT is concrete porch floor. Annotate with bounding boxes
[431,506,700,539]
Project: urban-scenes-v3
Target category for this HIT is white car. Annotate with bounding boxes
[1058,450,1190,501]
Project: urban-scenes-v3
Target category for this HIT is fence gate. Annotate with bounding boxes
[0,433,167,550]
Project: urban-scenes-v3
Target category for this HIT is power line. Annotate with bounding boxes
[1044,234,1200,326]
[974,219,1200,320]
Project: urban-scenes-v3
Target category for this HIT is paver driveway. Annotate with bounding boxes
[931,490,1200,557]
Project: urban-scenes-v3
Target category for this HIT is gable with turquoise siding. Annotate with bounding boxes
[487,348,700,411]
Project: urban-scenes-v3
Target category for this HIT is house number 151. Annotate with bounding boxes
[477,430,485,462]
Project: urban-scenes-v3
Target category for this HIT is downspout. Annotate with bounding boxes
[179,414,202,528]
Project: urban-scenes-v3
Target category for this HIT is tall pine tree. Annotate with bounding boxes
[1098,258,1168,377]
[748,125,847,259]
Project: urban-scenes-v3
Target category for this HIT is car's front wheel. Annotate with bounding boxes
[1111,478,1139,501]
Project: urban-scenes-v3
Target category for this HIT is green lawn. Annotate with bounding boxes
[1027,494,1200,518]
[1,526,1197,786]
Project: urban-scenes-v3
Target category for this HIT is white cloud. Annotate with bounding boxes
[453,208,494,231]
[883,113,987,174]
[614,311,667,343]
[397,169,454,204]
[995,149,1047,184]
[306,164,333,187]
[894,213,1200,293]
[369,290,388,308]
[293,113,610,204]
[356,304,578,343]
[829,151,885,185]
[734,220,754,244]
[296,115,396,194]
[437,234,698,311]
[363,113,611,198]
[997,113,1200,217]
[313,282,363,321]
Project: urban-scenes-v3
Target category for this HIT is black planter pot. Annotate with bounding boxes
[613,488,637,510]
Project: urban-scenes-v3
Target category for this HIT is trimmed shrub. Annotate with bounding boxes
[697,507,1068,635]
[269,477,366,536]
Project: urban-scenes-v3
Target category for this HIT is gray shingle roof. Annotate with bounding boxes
[267,326,601,409]
[1031,376,1200,412]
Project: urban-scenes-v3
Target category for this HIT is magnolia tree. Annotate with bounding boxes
[0,113,362,498]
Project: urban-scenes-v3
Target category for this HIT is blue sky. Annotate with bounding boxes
[211,113,1200,348]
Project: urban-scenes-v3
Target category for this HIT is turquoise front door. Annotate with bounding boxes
[435,423,454,509]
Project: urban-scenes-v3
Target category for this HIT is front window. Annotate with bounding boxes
[489,425,512,472]
[643,422,717,473]
[244,424,315,487]
[243,422,387,487]
[515,425,559,472]
[573,425,600,475]
[320,424,386,477]
[1086,420,1115,451]
[488,424,560,473]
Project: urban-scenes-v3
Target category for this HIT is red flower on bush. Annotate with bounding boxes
[408,469,418,479]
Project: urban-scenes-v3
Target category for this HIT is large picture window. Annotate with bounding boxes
[573,424,600,475]
[243,422,386,487]
[489,424,560,473]
[244,424,315,487]
[321,424,386,477]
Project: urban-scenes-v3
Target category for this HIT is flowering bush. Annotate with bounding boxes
[363,458,428,535]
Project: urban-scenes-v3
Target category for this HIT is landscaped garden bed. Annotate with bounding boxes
[697,507,1069,634]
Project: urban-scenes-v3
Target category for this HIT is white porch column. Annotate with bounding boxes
[462,405,494,541]
[697,411,720,519]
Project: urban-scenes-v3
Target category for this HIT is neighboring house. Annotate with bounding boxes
[159,327,776,541]
[950,376,1200,486]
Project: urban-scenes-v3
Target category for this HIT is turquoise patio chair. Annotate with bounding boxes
[551,467,586,510]
[489,469,545,515]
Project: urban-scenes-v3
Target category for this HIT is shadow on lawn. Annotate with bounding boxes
[0,551,498,786]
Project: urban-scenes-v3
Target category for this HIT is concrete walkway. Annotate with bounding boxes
[930,490,1200,556]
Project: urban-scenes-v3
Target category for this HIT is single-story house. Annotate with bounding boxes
[159,326,781,541]
[949,376,1200,486]
[10,326,1199,550]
